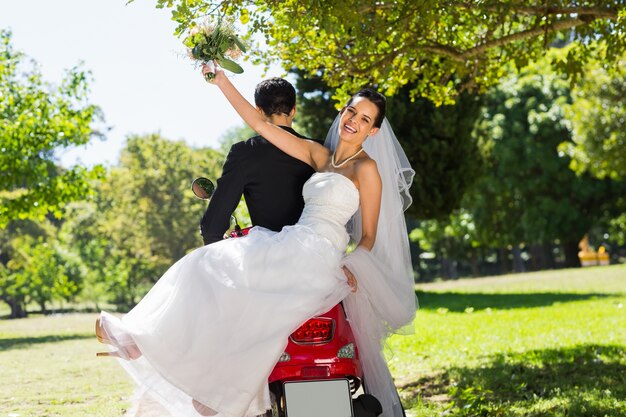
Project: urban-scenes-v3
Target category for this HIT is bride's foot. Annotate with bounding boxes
[192,399,218,416]
[95,314,142,360]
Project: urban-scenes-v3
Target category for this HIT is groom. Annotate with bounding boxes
[200,77,316,244]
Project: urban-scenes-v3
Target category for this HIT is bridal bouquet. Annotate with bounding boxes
[184,19,247,81]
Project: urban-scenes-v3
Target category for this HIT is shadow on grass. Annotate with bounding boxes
[415,291,615,312]
[0,305,101,320]
[0,334,93,351]
[400,344,626,417]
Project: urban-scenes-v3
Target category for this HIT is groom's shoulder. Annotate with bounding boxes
[228,127,323,157]
[244,127,315,148]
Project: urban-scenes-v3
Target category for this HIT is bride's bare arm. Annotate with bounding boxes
[355,159,382,251]
[206,66,329,170]
[341,160,381,292]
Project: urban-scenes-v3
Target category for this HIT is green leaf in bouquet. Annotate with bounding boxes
[203,45,217,59]
[192,45,202,60]
[193,33,206,45]
[193,45,211,61]
[183,36,195,48]
[232,36,247,53]
[218,38,231,51]
[217,57,244,74]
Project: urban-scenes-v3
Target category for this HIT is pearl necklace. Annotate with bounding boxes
[331,147,365,168]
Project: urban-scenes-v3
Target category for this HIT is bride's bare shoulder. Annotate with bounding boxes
[356,156,378,175]
[354,157,381,188]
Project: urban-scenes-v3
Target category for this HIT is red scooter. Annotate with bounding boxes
[192,177,382,417]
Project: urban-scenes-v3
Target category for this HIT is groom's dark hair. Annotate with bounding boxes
[254,77,296,117]
[347,88,386,128]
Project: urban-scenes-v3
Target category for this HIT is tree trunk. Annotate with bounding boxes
[512,246,525,273]
[441,257,458,279]
[441,257,450,279]
[529,244,544,270]
[498,247,509,275]
[563,240,582,268]
[543,242,555,269]
[469,249,480,277]
[4,298,27,319]
[411,237,425,281]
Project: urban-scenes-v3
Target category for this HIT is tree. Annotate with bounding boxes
[468,54,626,268]
[58,201,115,310]
[410,209,481,279]
[94,134,223,309]
[0,219,83,318]
[144,1,626,104]
[0,30,104,228]
[398,50,626,277]
[560,47,626,180]
[290,69,340,141]
[0,220,48,318]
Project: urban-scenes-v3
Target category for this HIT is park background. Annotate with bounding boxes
[1,1,625,416]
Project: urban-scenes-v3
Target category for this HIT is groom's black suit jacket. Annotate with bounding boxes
[201,126,317,245]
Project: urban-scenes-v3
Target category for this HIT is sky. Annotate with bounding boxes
[1,0,285,167]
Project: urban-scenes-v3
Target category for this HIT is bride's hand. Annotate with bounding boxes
[201,62,226,84]
[342,266,358,293]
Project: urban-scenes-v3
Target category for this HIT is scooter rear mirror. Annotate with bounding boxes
[191,177,215,200]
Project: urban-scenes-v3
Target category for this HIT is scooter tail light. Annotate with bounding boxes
[337,342,355,359]
[290,317,334,345]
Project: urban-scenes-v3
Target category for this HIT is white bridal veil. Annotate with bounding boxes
[325,116,417,417]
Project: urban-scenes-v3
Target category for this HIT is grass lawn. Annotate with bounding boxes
[0,313,133,416]
[0,264,624,416]
[391,264,626,417]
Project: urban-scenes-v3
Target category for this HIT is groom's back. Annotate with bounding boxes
[200,78,317,245]
[238,129,315,231]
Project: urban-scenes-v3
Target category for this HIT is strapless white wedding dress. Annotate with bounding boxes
[100,172,357,417]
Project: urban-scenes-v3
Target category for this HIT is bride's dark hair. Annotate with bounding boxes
[347,88,386,128]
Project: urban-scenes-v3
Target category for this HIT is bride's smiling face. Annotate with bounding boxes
[338,97,380,143]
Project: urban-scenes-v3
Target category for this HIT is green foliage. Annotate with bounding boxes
[0,30,104,228]
[0,220,83,318]
[289,69,339,141]
[467,55,625,262]
[411,53,626,271]
[1,133,237,315]
[90,134,223,310]
[57,202,116,310]
[560,46,626,180]
[146,1,626,104]
[411,210,479,257]
[386,89,484,220]
[607,213,626,247]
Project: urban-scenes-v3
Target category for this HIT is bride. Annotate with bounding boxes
[95,64,416,417]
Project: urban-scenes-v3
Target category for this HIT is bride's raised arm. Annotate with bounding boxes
[205,65,329,170]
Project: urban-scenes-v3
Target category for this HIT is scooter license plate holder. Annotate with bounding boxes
[283,378,353,417]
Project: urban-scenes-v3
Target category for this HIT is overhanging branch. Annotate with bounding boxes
[456,2,618,19]
[421,16,593,62]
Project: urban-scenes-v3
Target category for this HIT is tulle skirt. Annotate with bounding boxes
[99,225,351,417]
